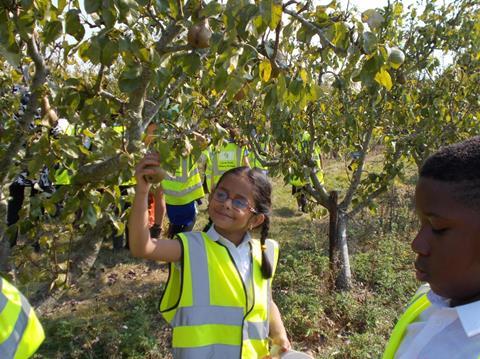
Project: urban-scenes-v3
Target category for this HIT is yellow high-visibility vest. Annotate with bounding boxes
[382,291,432,359]
[161,156,204,205]
[160,232,279,358]
[0,277,45,359]
[206,143,247,192]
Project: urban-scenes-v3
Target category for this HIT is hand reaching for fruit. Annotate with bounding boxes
[134,152,168,192]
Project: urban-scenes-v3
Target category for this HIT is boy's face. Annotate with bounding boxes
[413,177,480,301]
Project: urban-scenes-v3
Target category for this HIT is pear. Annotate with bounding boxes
[144,166,168,184]
[187,19,212,49]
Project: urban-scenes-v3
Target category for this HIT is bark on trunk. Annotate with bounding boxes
[34,217,111,313]
[335,212,352,290]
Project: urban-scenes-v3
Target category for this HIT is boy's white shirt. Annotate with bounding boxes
[396,286,480,358]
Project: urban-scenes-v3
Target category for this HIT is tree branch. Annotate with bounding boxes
[348,144,403,218]
[340,121,374,210]
[246,132,280,167]
[304,173,330,208]
[99,90,125,107]
[0,32,47,185]
[283,8,336,50]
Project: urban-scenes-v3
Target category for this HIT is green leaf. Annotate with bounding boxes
[57,0,67,12]
[333,22,349,52]
[0,43,21,67]
[168,0,179,19]
[374,67,393,91]
[297,24,316,44]
[42,20,63,45]
[259,0,281,31]
[259,59,272,82]
[151,140,178,172]
[101,40,119,66]
[118,78,141,93]
[200,2,224,17]
[84,0,101,13]
[17,11,35,37]
[181,53,201,75]
[214,67,228,92]
[122,63,142,79]
[65,10,85,42]
[78,39,102,64]
[362,31,378,55]
[102,6,118,29]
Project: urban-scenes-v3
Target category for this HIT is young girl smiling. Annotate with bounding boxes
[129,152,290,358]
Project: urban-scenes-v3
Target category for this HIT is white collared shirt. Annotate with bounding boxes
[395,287,480,359]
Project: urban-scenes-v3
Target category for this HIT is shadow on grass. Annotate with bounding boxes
[273,206,298,218]
[36,271,173,359]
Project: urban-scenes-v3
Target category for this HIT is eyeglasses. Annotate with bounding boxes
[213,189,257,213]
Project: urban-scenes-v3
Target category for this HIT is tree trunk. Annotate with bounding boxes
[335,212,352,291]
[0,239,11,274]
[69,216,111,280]
[34,217,111,312]
[0,199,11,273]
[328,191,338,272]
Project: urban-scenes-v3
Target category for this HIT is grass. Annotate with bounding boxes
[32,160,420,358]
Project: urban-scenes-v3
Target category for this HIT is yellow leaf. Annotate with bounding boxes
[374,68,393,91]
[270,3,283,30]
[259,59,272,82]
[300,68,308,83]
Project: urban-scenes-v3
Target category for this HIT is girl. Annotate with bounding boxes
[383,136,480,358]
[129,152,291,359]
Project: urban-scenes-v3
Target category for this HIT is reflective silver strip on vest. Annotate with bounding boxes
[171,305,244,327]
[211,146,243,176]
[164,159,200,183]
[0,279,6,313]
[162,181,203,197]
[265,240,275,271]
[244,320,269,340]
[187,232,210,306]
[172,344,241,359]
[0,292,31,358]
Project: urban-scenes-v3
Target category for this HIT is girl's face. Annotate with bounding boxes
[413,177,480,303]
[208,174,264,242]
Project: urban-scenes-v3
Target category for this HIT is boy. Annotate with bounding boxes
[383,136,480,358]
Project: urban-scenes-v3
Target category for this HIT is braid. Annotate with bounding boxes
[203,218,213,232]
[260,215,273,279]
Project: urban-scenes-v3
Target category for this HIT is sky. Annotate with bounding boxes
[340,0,416,11]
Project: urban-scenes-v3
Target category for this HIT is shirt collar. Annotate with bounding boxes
[428,289,480,337]
[206,226,252,247]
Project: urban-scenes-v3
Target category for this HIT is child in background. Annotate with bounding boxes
[383,136,480,358]
[129,153,291,358]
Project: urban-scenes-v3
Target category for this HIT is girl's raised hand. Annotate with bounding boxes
[134,152,162,192]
